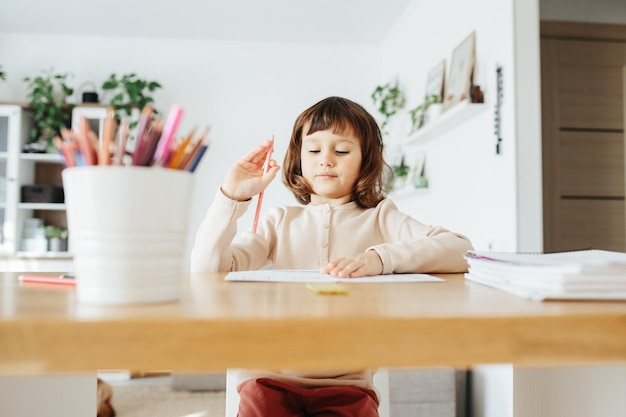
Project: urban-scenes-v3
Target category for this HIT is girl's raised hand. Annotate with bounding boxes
[221,140,280,201]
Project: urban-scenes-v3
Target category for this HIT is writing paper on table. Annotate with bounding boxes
[225,270,443,283]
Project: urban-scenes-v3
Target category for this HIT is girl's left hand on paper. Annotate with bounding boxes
[221,140,280,201]
[322,250,384,278]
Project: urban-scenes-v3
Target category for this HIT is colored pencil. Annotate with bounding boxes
[168,129,195,169]
[77,117,97,165]
[136,119,163,166]
[112,123,130,166]
[187,142,209,173]
[252,136,274,233]
[131,105,154,166]
[179,129,208,170]
[153,105,184,165]
[99,107,116,165]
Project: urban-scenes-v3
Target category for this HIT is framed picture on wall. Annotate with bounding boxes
[443,31,476,110]
[424,60,446,102]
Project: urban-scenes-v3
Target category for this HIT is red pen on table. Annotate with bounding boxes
[252,136,274,233]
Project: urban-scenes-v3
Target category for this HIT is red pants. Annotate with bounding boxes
[237,378,379,417]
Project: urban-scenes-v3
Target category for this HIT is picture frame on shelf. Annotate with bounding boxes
[443,31,476,110]
[407,150,428,189]
[425,60,446,103]
[391,149,429,194]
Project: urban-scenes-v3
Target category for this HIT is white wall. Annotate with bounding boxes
[0,34,380,267]
[471,364,626,417]
[379,0,542,252]
[0,0,545,262]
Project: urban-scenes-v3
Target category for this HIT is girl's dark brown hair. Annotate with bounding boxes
[282,96,392,208]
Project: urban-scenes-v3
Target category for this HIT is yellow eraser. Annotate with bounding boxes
[306,283,349,295]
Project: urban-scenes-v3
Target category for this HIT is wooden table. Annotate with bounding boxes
[1,272,625,375]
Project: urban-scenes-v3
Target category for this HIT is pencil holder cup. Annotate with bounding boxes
[62,166,194,305]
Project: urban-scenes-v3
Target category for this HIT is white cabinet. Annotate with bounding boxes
[16,152,67,257]
[0,104,70,263]
[0,104,30,254]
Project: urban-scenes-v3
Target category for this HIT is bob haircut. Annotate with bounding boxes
[282,96,392,208]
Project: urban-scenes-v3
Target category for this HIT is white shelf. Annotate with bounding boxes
[16,251,72,259]
[389,187,429,199]
[20,153,64,163]
[18,203,66,210]
[404,100,487,146]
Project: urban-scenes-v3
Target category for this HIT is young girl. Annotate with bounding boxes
[191,96,473,417]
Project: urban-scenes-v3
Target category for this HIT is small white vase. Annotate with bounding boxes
[48,237,68,252]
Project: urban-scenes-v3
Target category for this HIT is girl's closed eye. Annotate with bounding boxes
[336,150,350,155]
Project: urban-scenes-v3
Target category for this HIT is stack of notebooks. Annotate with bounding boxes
[464,249,626,301]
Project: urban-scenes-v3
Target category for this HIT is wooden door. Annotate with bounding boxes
[541,22,626,252]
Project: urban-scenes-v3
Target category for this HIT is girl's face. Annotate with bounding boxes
[300,127,362,206]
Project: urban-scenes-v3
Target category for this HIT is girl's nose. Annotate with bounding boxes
[319,150,334,166]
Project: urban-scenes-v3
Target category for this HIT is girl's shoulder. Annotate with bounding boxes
[373,197,401,213]
[371,198,417,221]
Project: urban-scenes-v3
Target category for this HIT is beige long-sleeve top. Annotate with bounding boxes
[191,190,472,273]
[190,190,474,400]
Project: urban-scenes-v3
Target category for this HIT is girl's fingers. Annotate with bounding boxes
[260,164,281,189]
[324,258,358,278]
[247,140,273,165]
[323,251,381,278]
[241,147,264,165]
[237,143,274,174]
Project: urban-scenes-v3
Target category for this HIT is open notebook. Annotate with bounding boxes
[464,249,626,301]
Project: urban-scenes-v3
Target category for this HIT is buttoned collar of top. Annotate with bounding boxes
[305,201,359,212]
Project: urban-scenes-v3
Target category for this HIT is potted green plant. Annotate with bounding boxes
[101,72,162,128]
[408,94,443,132]
[391,157,410,190]
[0,66,6,82]
[44,225,69,252]
[371,81,405,136]
[23,69,75,150]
